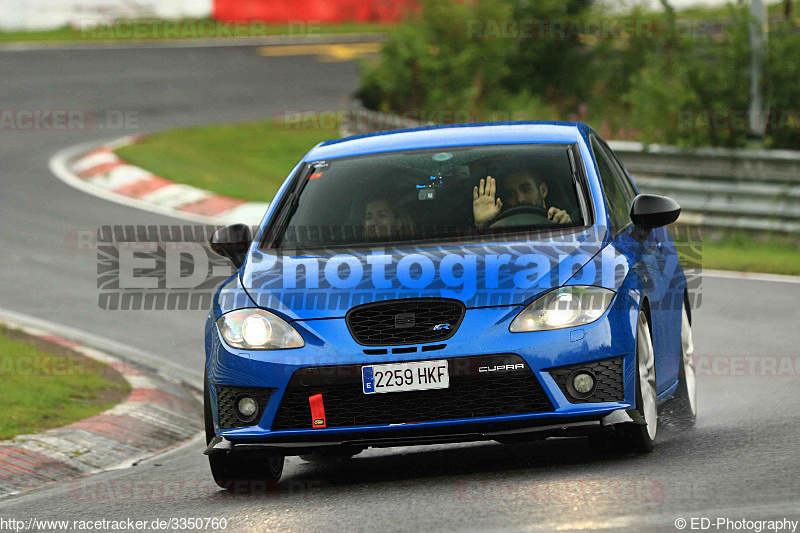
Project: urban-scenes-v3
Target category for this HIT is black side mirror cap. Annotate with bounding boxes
[209,223,252,269]
[630,194,681,230]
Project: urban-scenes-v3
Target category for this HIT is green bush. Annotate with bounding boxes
[501,0,595,105]
[624,4,800,149]
[764,22,800,148]
[624,3,753,147]
[359,0,800,149]
[358,0,514,118]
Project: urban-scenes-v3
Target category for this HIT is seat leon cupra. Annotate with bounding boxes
[203,122,697,487]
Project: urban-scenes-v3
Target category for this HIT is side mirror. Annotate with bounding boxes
[630,194,681,230]
[630,194,681,243]
[209,223,252,269]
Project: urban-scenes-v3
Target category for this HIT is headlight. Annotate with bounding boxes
[216,308,305,350]
[509,286,616,332]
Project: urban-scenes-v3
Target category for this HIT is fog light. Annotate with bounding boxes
[236,396,258,420]
[565,369,597,400]
[573,372,595,394]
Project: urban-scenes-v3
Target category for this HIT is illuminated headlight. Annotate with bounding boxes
[509,286,616,332]
[216,309,305,350]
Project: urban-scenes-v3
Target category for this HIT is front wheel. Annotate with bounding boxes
[208,453,284,491]
[592,310,658,454]
[660,303,697,430]
[204,373,284,489]
[620,310,659,452]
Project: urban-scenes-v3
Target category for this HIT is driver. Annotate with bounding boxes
[472,170,572,229]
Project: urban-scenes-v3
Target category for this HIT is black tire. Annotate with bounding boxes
[204,372,284,489]
[619,310,658,452]
[592,310,658,455]
[660,302,697,431]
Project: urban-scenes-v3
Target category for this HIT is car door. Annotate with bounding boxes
[590,135,679,393]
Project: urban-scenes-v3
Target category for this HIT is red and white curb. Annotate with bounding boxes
[50,135,270,226]
[0,317,203,500]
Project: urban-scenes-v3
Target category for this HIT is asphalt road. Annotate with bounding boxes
[1,44,800,532]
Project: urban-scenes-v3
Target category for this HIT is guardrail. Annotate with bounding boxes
[341,100,800,235]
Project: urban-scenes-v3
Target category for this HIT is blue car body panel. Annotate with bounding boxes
[204,121,687,443]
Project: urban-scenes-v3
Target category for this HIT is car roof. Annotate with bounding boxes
[304,121,593,162]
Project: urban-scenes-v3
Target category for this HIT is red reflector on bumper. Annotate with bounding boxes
[309,393,326,429]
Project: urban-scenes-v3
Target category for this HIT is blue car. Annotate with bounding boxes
[203,122,697,487]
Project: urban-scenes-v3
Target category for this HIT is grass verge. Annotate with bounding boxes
[0,325,130,440]
[115,119,800,276]
[115,119,337,203]
[0,20,388,44]
[698,235,800,276]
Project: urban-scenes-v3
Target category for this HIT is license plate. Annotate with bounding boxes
[362,360,449,394]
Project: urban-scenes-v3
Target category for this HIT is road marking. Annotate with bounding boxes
[0,33,386,52]
[257,42,381,61]
[702,269,800,284]
[49,137,262,226]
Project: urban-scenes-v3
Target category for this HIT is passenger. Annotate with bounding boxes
[363,198,415,240]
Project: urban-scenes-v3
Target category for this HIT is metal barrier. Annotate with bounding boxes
[341,100,800,235]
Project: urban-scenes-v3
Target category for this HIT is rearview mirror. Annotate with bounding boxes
[209,223,252,269]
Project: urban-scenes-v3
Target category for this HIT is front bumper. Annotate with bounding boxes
[205,409,645,456]
[204,302,640,447]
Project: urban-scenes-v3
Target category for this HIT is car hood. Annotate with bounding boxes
[240,228,605,321]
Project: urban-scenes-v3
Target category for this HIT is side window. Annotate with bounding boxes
[591,137,630,233]
[605,145,638,204]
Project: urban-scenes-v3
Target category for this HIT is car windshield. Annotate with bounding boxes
[274,143,586,248]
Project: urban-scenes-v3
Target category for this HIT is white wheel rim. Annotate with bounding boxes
[638,313,658,441]
[681,306,697,416]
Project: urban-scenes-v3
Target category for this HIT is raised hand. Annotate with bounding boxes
[473,176,503,229]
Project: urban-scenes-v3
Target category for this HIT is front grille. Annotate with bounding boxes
[272,354,553,430]
[346,298,465,346]
[216,386,272,429]
[548,357,624,403]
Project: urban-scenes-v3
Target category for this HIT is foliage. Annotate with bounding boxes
[359,0,514,118]
[359,0,800,149]
[764,22,800,148]
[624,3,753,147]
